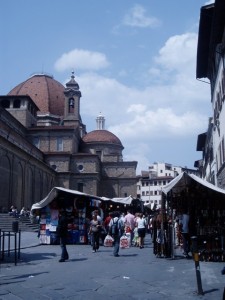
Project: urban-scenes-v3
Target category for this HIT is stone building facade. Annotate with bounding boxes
[196,0,225,188]
[0,72,137,211]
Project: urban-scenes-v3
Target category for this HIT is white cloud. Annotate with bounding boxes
[109,108,207,140]
[54,49,110,72]
[56,30,210,174]
[154,33,197,73]
[123,4,161,28]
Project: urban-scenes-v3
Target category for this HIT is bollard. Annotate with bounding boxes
[12,221,19,232]
[191,236,204,295]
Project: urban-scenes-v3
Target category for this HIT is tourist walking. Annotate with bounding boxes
[89,212,102,252]
[136,213,147,249]
[109,211,124,257]
[124,209,135,244]
[57,208,69,262]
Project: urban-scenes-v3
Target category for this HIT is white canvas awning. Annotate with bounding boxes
[101,195,134,205]
[31,187,102,212]
[31,187,135,212]
[162,172,225,196]
[161,172,225,211]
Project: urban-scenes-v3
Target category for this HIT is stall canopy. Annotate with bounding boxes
[161,172,225,210]
[101,196,134,205]
[162,172,225,195]
[31,187,102,212]
[31,187,136,212]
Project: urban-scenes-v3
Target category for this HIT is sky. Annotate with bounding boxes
[0,0,214,175]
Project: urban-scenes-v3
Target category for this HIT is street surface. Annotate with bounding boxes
[0,233,224,299]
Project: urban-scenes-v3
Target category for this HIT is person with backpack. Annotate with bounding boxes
[108,211,124,257]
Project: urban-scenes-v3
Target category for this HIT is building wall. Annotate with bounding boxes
[211,59,225,187]
[0,108,56,211]
[0,137,56,211]
[138,162,198,208]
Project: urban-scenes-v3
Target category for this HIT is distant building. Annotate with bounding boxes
[196,0,225,188]
[137,162,199,208]
[0,72,137,212]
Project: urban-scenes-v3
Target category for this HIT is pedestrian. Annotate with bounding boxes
[148,216,153,238]
[89,212,102,253]
[136,212,147,249]
[92,209,102,223]
[57,208,69,262]
[132,226,139,247]
[109,211,124,257]
[104,212,112,234]
[124,209,135,244]
[179,208,191,258]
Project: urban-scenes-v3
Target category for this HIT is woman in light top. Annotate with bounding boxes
[136,213,147,249]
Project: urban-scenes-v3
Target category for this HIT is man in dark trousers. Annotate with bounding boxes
[57,208,69,262]
[109,211,124,257]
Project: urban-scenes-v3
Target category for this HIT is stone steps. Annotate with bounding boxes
[0,214,39,232]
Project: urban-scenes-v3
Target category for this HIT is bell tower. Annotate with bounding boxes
[63,71,82,126]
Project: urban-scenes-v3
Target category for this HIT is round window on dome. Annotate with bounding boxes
[78,164,84,172]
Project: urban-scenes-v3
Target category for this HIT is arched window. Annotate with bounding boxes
[69,98,74,113]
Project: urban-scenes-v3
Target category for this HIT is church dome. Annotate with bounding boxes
[83,129,123,147]
[8,73,65,116]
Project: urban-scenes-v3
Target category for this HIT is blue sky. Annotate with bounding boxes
[0,0,214,174]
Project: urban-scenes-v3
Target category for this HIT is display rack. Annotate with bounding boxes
[38,206,88,245]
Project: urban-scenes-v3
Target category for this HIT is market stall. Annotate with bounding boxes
[31,187,142,245]
[31,187,102,245]
[159,172,225,261]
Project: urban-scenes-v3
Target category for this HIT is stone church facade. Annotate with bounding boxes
[0,72,137,211]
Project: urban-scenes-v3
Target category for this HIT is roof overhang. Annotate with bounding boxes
[196,0,225,79]
[196,4,214,79]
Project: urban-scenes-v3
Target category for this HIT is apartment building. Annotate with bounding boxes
[137,162,198,208]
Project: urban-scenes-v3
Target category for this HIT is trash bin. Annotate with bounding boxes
[12,221,19,232]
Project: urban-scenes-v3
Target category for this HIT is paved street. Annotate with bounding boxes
[0,232,225,300]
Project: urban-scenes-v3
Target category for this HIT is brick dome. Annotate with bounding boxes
[83,130,123,147]
[8,73,65,116]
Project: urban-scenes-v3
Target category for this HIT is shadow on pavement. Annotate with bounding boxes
[203,288,219,295]
[119,253,138,257]
[0,271,49,285]
[20,252,57,262]
[67,258,88,262]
